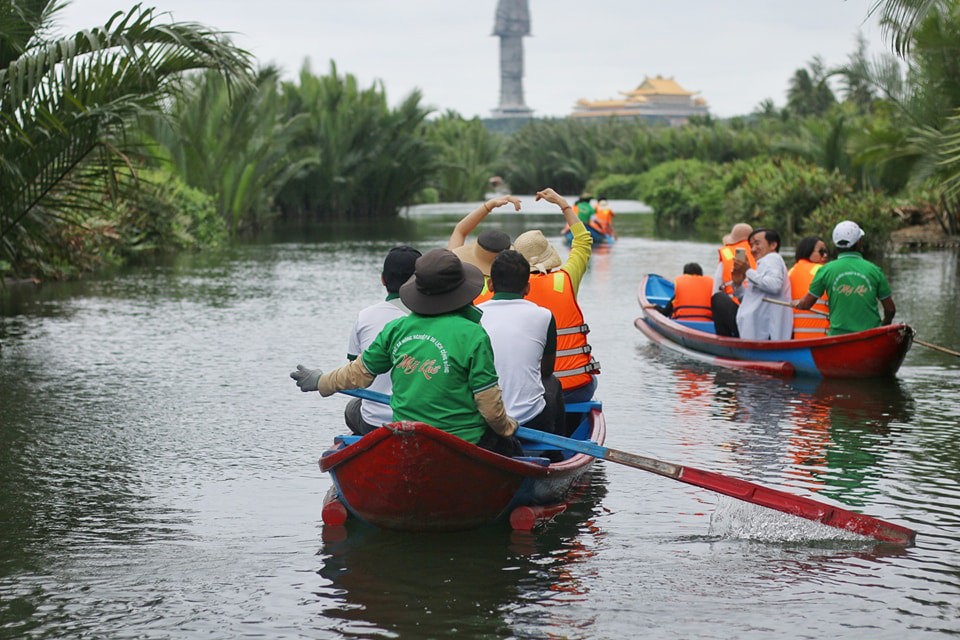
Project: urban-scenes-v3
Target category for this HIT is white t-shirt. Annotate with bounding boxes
[347,296,408,426]
[478,297,550,424]
[734,252,793,340]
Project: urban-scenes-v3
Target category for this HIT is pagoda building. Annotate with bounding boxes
[571,75,709,125]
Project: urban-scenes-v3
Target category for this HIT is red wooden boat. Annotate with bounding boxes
[637,273,914,378]
[319,400,605,532]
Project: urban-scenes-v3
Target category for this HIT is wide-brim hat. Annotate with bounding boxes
[514,229,562,273]
[451,229,511,276]
[400,248,485,315]
[722,222,754,245]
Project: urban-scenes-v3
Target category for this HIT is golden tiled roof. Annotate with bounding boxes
[622,75,695,97]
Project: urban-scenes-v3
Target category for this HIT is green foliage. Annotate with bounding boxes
[598,121,773,176]
[500,118,635,194]
[111,167,224,255]
[786,57,837,117]
[275,61,435,219]
[143,67,307,235]
[424,111,502,201]
[0,1,252,279]
[588,173,647,199]
[804,190,901,258]
[722,158,853,240]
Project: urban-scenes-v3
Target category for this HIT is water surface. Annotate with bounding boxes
[2,204,959,638]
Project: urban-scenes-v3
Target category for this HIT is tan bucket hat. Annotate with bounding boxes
[514,229,562,273]
[722,222,754,245]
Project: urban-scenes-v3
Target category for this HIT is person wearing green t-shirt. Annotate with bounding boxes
[291,249,522,456]
[795,220,896,335]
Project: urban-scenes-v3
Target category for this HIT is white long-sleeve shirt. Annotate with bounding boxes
[733,252,792,340]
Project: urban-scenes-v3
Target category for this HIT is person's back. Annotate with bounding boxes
[803,221,895,335]
[293,249,522,457]
[344,246,420,434]
[480,250,564,435]
[515,188,599,403]
[672,266,714,321]
[594,197,615,236]
[366,311,495,443]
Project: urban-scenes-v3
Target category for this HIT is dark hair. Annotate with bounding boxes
[682,262,703,276]
[489,250,530,294]
[477,229,511,252]
[382,245,421,293]
[795,236,824,262]
[749,228,781,252]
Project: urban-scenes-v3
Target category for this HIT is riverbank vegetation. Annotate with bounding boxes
[3,0,959,281]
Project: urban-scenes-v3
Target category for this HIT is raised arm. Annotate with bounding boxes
[447,196,522,250]
[534,188,578,228]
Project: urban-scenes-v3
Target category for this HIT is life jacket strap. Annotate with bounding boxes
[556,344,592,357]
[557,323,590,336]
[555,359,601,377]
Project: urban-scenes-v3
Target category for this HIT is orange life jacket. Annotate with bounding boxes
[672,274,714,321]
[524,270,599,391]
[717,240,757,301]
[594,207,615,235]
[788,260,829,337]
[473,276,494,305]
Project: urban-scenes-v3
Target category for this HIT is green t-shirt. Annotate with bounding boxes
[576,201,595,226]
[360,306,498,444]
[807,252,892,335]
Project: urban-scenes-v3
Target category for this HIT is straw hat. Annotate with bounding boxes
[451,229,511,276]
[399,249,484,315]
[722,222,753,245]
[514,229,562,273]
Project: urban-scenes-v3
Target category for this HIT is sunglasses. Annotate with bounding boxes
[817,248,828,256]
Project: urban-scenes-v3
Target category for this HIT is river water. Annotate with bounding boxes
[1,199,959,639]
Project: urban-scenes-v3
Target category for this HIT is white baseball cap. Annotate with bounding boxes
[832,220,864,248]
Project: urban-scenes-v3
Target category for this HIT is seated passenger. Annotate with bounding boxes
[343,245,421,435]
[788,236,830,338]
[291,249,523,457]
[514,188,600,404]
[645,263,714,321]
[730,228,792,340]
[479,250,565,436]
[448,196,521,304]
[711,222,757,337]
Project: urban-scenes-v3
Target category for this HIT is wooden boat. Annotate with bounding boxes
[319,401,605,532]
[636,273,914,378]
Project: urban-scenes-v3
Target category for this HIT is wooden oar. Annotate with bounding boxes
[337,387,916,545]
[763,296,960,357]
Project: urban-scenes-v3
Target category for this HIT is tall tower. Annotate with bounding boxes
[492,0,533,118]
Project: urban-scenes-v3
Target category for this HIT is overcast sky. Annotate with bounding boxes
[55,1,888,119]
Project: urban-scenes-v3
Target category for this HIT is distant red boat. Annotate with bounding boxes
[636,273,913,378]
[319,400,605,532]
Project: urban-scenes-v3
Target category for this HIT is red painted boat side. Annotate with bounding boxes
[319,411,605,532]
[636,274,913,378]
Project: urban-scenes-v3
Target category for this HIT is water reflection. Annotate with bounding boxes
[315,468,609,637]
[657,361,918,511]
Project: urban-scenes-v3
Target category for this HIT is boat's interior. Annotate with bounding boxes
[517,400,600,463]
[331,400,602,465]
[645,279,718,334]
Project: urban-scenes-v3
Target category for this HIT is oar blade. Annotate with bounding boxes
[679,466,916,546]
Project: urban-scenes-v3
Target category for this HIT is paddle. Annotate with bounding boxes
[762,296,960,358]
[337,387,916,545]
